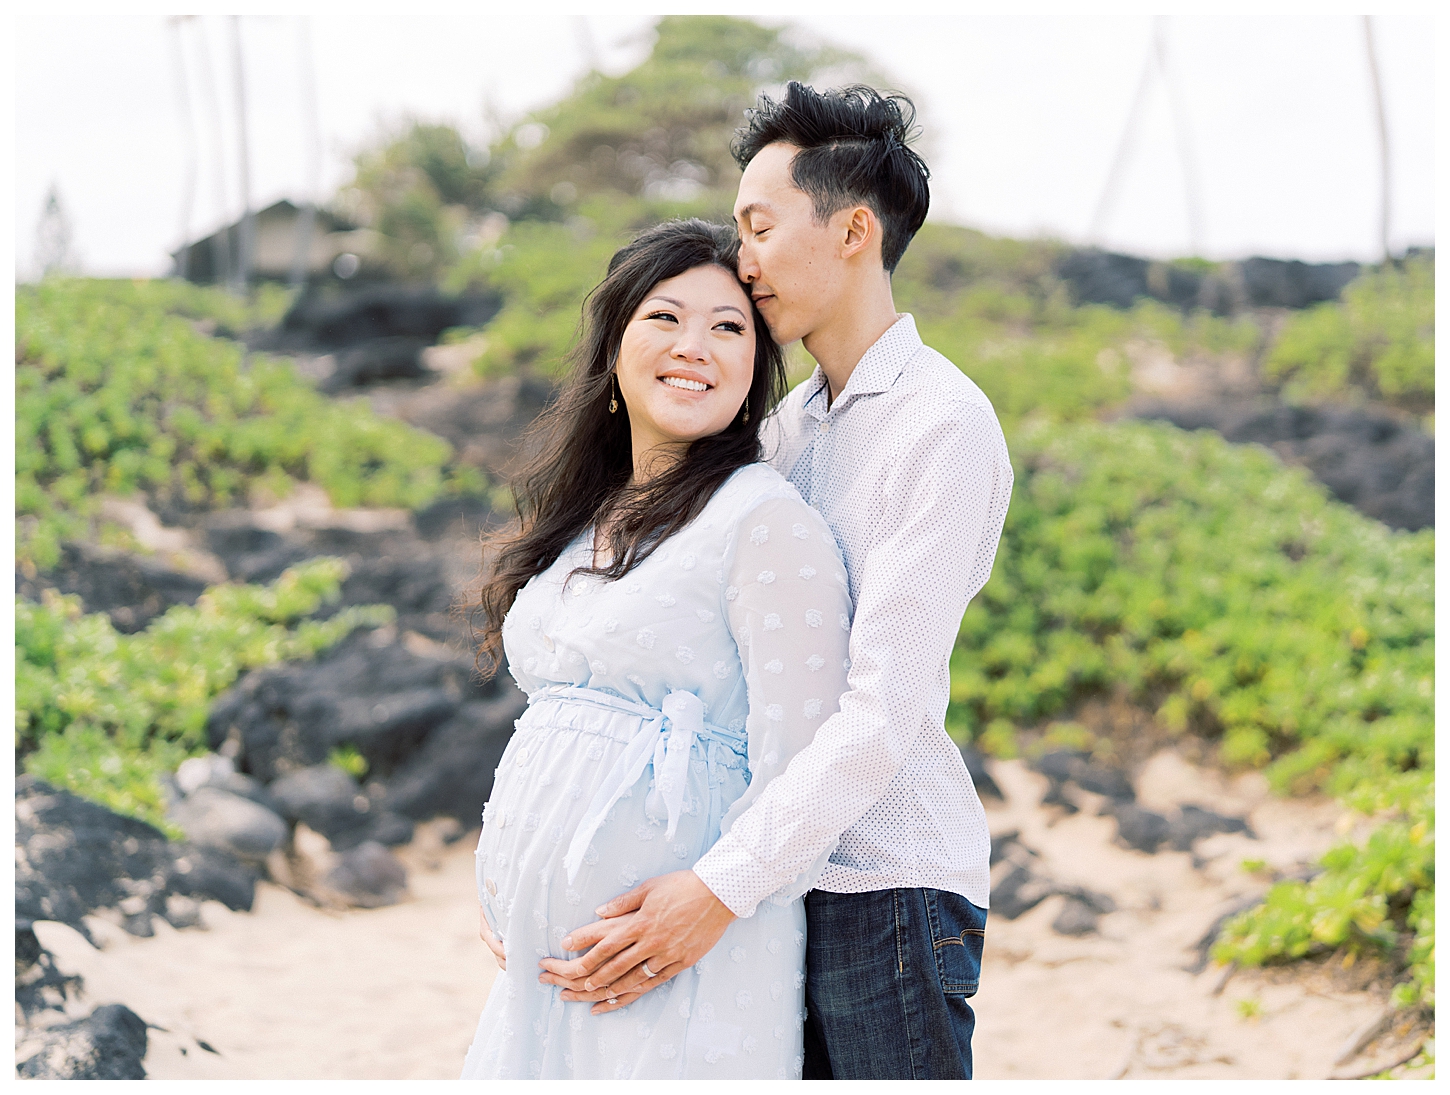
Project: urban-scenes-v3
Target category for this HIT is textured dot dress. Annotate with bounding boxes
[460,463,853,1080]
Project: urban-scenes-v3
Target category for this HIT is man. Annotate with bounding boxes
[530,82,1014,1079]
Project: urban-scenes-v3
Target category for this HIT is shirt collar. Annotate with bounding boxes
[802,313,920,417]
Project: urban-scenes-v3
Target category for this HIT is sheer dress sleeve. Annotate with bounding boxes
[699,494,853,916]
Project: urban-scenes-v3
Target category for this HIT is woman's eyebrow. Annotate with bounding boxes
[644,296,746,320]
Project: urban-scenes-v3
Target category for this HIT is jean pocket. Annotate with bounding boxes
[924,889,986,997]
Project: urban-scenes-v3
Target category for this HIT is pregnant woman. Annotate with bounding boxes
[460,220,851,1080]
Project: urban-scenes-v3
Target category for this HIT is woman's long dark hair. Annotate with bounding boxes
[470,218,786,674]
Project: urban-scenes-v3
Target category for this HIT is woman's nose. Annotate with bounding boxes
[671,323,708,362]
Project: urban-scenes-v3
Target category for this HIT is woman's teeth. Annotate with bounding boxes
[661,376,709,391]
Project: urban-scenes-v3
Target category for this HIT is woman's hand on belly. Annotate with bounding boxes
[480,906,506,971]
[536,869,736,1014]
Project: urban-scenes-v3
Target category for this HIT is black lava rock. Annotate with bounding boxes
[16,920,84,1018]
[1040,781,1080,814]
[988,829,1023,867]
[1074,763,1135,803]
[1057,249,1361,313]
[395,372,558,482]
[328,688,461,774]
[959,744,1003,800]
[382,693,527,823]
[1169,804,1255,853]
[15,541,207,634]
[206,631,481,783]
[16,776,174,933]
[1031,750,1135,804]
[1058,250,1152,309]
[990,830,1116,928]
[269,765,373,848]
[17,1004,149,1079]
[1052,895,1104,936]
[199,519,297,584]
[412,492,500,541]
[197,518,468,644]
[321,336,430,393]
[1135,398,1433,531]
[1112,803,1173,854]
[166,846,260,912]
[170,786,289,863]
[1238,256,1360,309]
[16,777,260,937]
[322,841,408,908]
[990,864,1059,921]
[365,811,417,847]
[270,285,501,349]
[1032,749,1090,785]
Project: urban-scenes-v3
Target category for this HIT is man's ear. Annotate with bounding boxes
[838,205,881,263]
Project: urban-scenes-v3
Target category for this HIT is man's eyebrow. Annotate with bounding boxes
[734,201,771,222]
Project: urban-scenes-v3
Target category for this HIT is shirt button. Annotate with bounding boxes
[818,421,829,433]
[485,877,498,896]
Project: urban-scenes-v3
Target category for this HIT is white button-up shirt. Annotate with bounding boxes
[693,313,1014,917]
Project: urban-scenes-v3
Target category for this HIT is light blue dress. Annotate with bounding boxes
[460,464,853,1080]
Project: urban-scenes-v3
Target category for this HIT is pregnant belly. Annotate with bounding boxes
[475,720,747,959]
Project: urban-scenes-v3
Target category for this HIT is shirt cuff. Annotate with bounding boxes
[693,831,773,919]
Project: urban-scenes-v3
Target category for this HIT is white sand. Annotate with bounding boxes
[970,758,1391,1080]
[29,832,498,1080]
[22,751,1413,1080]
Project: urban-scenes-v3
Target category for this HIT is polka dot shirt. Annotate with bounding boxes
[693,313,1014,915]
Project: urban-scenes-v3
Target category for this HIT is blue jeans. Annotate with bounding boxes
[802,888,986,1079]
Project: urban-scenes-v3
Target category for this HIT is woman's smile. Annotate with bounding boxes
[660,374,710,392]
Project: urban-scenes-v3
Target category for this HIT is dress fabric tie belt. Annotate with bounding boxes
[528,685,745,884]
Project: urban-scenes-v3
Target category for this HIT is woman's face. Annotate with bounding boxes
[615,264,757,463]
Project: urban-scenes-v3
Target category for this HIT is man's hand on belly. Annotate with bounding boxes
[537,869,736,1014]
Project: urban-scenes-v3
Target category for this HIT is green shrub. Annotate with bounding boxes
[328,744,369,781]
[951,417,1433,1006]
[16,279,457,569]
[953,420,1432,799]
[1214,812,1434,1008]
[1265,254,1434,413]
[16,558,393,832]
[446,215,619,378]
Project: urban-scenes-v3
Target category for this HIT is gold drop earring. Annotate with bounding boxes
[609,375,619,414]
[741,394,750,424]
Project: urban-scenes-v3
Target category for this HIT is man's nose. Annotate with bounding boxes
[736,241,759,283]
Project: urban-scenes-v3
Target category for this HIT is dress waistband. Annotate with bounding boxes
[526,686,745,884]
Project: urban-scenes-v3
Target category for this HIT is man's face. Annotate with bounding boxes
[733,142,849,346]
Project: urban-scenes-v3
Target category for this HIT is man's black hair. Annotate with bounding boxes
[732,81,930,273]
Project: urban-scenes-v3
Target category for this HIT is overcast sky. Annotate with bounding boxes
[14,5,1436,278]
